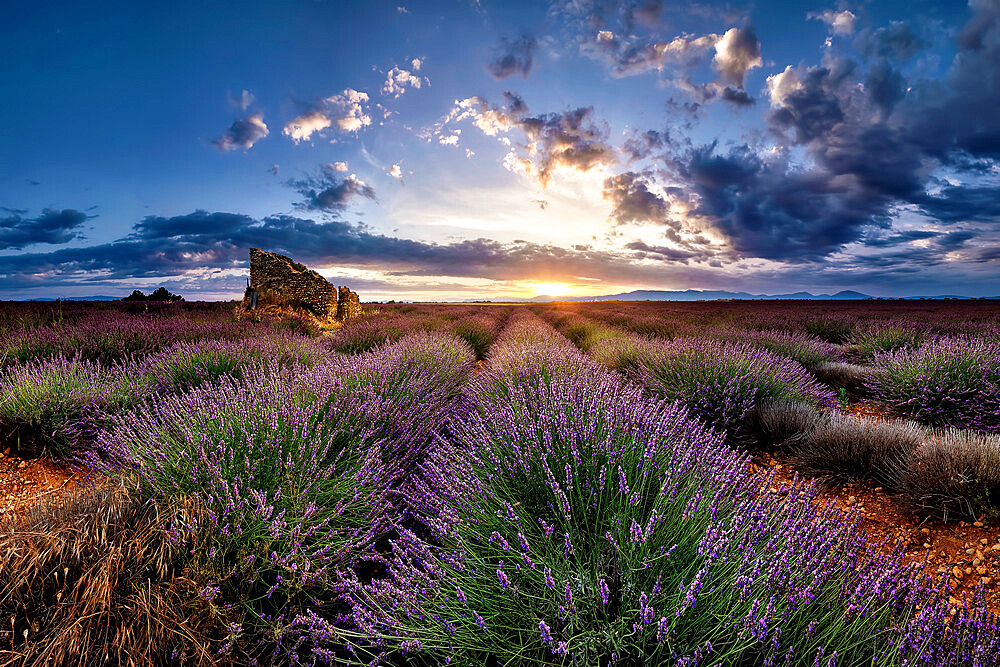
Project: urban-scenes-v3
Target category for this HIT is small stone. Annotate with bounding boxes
[847,496,857,505]
[984,577,994,587]
[920,528,931,535]
[974,521,984,527]
[966,548,976,555]
[977,566,987,576]
[974,558,982,567]
[965,567,973,576]
[953,566,965,579]
[874,487,883,492]
[924,543,933,549]
[993,544,1000,551]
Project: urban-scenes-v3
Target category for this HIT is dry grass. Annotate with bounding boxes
[790,412,925,490]
[0,480,224,666]
[899,429,1000,521]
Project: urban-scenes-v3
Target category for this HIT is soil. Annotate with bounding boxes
[0,449,80,517]
[752,396,1000,616]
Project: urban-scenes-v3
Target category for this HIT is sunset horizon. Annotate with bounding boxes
[3,0,999,302]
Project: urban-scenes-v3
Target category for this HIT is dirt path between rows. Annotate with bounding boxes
[756,397,1000,616]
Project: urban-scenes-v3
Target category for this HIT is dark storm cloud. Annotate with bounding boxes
[0,208,89,250]
[623,239,696,262]
[212,113,269,151]
[656,1,1000,264]
[674,142,894,261]
[602,171,668,225]
[287,168,376,214]
[862,229,940,248]
[857,21,926,61]
[487,33,537,79]
[937,230,978,250]
[720,86,755,107]
[915,186,1000,223]
[0,210,642,288]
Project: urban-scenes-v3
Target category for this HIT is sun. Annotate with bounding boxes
[533,282,572,297]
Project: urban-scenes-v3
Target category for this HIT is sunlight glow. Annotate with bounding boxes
[534,282,573,297]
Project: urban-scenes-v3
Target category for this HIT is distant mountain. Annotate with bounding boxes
[483,289,990,303]
[23,296,121,301]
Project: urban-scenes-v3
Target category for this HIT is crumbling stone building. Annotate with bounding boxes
[246,248,362,322]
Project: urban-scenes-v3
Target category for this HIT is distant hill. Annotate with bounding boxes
[23,296,121,301]
[486,289,991,303]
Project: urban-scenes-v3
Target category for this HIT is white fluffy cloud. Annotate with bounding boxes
[808,9,857,35]
[765,65,803,107]
[282,111,332,143]
[382,66,426,98]
[389,164,403,179]
[712,27,762,87]
[283,89,372,142]
[330,161,349,172]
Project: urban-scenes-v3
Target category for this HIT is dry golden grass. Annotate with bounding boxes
[0,480,224,666]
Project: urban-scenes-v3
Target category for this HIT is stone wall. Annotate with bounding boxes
[248,248,361,322]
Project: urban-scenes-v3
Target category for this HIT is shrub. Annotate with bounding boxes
[748,400,826,448]
[899,429,1000,521]
[0,481,221,665]
[848,324,926,361]
[812,361,875,394]
[101,362,389,658]
[803,316,857,344]
[0,357,145,460]
[789,413,924,490]
[868,337,1000,432]
[622,337,835,445]
[348,315,980,665]
[144,334,331,392]
[733,329,840,370]
[448,313,504,359]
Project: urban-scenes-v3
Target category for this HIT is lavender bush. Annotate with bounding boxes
[0,356,146,460]
[596,336,835,445]
[869,337,1000,433]
[143,333,332,392]
[346,315,994,665]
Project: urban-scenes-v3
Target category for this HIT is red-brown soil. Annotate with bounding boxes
[753,397,1000,616]
[0,450,81,516]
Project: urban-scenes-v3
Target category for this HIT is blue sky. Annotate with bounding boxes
[1,0,998,300]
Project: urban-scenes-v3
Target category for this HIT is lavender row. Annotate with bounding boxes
[98,331,476,661]
[344,312,998,665]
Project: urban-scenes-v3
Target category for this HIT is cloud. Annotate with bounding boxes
[720,86,755,107]
[808,9,857,36]
[602,171,669,225]
[487,33,537,79]
[287,170,376,214]
[213,113,269,151]
[269,164,280,175]
[397,5,409,13]
[411,58,422,71]
[282,111,332,143]
[0,208,90,250]
[439,95,617,186]
[712,26,762,87]
[382,65,425,98]
[857,21,925,61]
[388,164,403,179]
[330,161,349,172]
[283,89,371,143]
[595,32,719,77]
[230,89,255,110]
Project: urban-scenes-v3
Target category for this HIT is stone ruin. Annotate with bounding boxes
[244,248,362,322]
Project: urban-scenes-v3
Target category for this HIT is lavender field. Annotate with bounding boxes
[1,299,1000,665]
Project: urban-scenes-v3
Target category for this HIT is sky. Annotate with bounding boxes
[1,0,999,301]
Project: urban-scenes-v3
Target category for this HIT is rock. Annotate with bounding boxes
[920,528,931,535]
[247,248,362,323]
[977,566,987,576]
[953,566,965,579]
[974,521,984,527]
